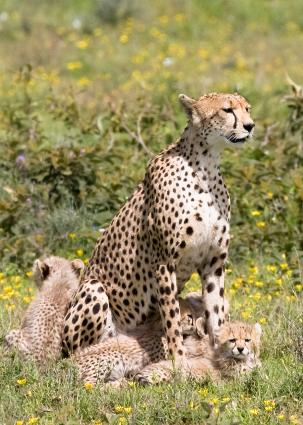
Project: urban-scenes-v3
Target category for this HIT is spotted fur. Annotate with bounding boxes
[4,256,84,363]
[135,320,262,384]
[71,293,213,384]
[63,92,254,359]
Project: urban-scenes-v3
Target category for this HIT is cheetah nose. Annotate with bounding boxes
[243,123,255,133]
[237,347,244,353]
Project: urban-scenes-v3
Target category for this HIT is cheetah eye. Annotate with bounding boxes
[245,338,251,342]
[229,338,236,343]
[187,314,193,325]
[222,108,233,113]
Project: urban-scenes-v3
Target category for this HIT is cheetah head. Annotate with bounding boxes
[179,92,254,146]
[33,256,85,288]
[215,321,262,360]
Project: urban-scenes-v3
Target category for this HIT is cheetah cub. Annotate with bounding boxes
[72,292,219,385]
[4,256,84,363]
[135,320,262,384]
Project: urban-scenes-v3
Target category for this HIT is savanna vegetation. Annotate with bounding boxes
[0,0,302,424]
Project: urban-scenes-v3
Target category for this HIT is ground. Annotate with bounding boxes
[0,0,302,424]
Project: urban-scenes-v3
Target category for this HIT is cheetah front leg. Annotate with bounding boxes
[156,265,185,361]
[199,256,226,345]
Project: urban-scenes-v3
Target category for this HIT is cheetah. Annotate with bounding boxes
[135,320,262,385]
[63,92,254,360]
[72,293,219,384]
[4,256,84,363]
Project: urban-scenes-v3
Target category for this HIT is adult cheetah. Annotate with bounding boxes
[63,92,254,360]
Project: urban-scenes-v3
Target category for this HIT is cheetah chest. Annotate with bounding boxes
[176,194,229,284]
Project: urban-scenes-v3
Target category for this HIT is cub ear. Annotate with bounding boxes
[71,259,85,277]
[195,317,206,337]
[179,94,199,122]
[33,259,50,285]
[254,323,262,339]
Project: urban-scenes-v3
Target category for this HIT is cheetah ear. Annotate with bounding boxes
[254,323,262,340]
[33,259,50,284]
[179,94,200,123]
[195,317,205,338]
[71,259,85,277]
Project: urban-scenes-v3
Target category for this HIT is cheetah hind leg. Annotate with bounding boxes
[62,278,115,354]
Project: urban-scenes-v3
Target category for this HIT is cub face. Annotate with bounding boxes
[33,256,84,288]
[217,321,262,360]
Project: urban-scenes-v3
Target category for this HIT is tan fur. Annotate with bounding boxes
[4,256,84,363]
[135,320,261,384]
[72,292,218,384]
[63,92,254,359]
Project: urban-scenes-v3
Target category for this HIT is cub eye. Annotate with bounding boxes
[229,338,236,343]
[222,108,233,113]
[187,314,193,325]
[245,107,250,112]
[245,338,251,342]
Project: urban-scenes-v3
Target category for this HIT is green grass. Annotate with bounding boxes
[0,0,302,424]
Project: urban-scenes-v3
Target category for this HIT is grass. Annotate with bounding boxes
[0,0,302,424]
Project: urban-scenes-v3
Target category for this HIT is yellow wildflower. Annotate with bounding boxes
[189,400,198,410]
[290,415,299,424]
[191,272,200,282]
[250,265,258,274]
[0,272,5,279]
[26,271,33,278]
[276,278,283,286]
[256,221,266,228]
[213,407,219,415]
[277,413,285,420]
[127,381,136,388]
[263,400,275,412]
[77,78,91,87]
[92,421,103,425]
[222,397,230,403]
[241,311,251,320]
[115,406,132,414]
[280,263,288,270]
[76,249,84,257]
[118,418,127,425]
[68,233,76,239]
[16,421,24,425]
[27,418,39,425]
[198,48,209,59]
[259,317,267,325]
[251,210,261,217]
[198,387,209,397]
[249,408,259,416]
[119,34,129,44]
[66,61,82,71]
[76,39,89,49]
[84,382,94,391]
[295,284,302,292]
[287,270,293,277]
[255,280,264,288]
[209,397,219,405]
[267,192,273,199]
[16,378,27,385]
[23,296,32,304]
[266,265,277,273]
[174,13,185,23]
